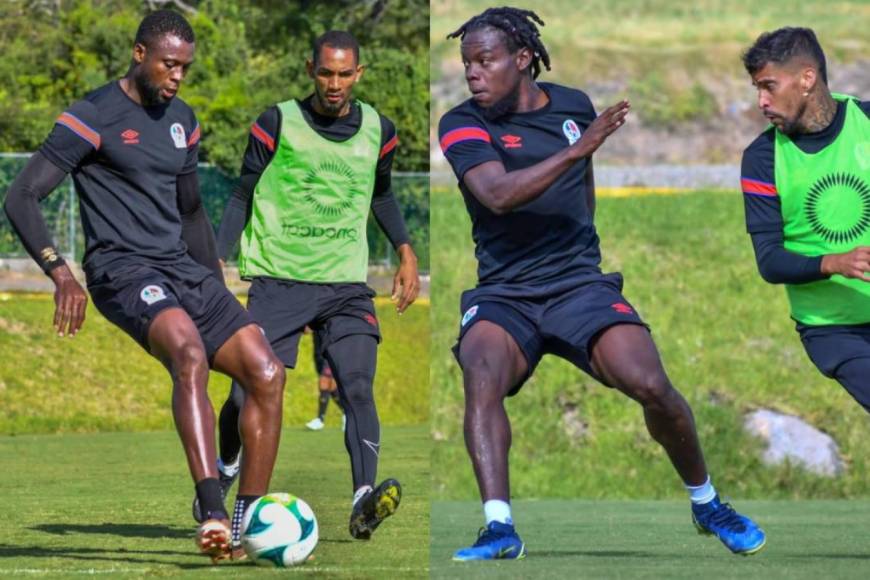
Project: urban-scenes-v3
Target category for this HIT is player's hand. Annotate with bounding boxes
[392,244,420,314]
[572,100,630,159]
[821,247,870,282]
[48,264,88,337]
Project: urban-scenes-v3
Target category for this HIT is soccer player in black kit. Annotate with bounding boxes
[438,7,765,560]
[3,11,285,563]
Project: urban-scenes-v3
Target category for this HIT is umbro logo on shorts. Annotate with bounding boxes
[500,134,522,149]
[363,313,378,327]
[461,305,479,327]
[140,284,167,305]
[611,302,633,314]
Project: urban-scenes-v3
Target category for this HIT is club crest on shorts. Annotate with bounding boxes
[169,123,187,149]
[562,119,582,145]
[140,284,167,305]
[461,305,479,327]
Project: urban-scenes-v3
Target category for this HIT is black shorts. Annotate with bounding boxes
[87,257,253,362]
[453,273,648,395]
[246,279,381,369]
[798,322,870,378]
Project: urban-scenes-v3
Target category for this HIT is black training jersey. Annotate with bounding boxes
[439,82,599,293]
[39,80,201,281]
[741,99,870,233]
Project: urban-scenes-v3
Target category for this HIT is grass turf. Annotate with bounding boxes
[431,189,870,500]
[0,295,429,434]
[0,425,429,578]
[431,500,870,579]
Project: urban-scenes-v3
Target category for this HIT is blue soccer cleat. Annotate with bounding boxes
[692,495,766,555]
[453,521,526,561]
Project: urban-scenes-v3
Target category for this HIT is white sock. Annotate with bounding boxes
[686,475,716,504]
[217,455,240,477]
[353,485,373,507]
[483,499,512,525]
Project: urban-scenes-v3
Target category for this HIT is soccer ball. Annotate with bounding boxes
[241,493,318,567]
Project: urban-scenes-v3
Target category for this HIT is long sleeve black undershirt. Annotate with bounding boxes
[3,152,69,273]
[177,170,224,284]
[4,153,223,281]
[749,230,826,285]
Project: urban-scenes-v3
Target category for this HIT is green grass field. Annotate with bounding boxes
[431,189,870,500]
[0,295,429,434]
[0,426,429,578]
[431,500,870,579]
[430,0,870,83]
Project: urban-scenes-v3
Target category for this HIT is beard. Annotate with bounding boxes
[134,69,167,106]
[480,84,520,121]
[314,86,348,116]
[779,99,808,137]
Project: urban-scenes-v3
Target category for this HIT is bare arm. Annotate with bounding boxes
[463,101,628,215]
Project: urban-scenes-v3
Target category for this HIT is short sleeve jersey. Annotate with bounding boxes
[39,80,201,281]
[439,83,600,293]
[741,99,870,233]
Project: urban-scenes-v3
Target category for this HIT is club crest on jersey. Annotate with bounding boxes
[461,305,479,327]
[562,119,582,145]
[170,123,187,149]
[140,284,167,305]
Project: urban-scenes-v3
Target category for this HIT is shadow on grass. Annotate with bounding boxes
[0,543,218,569]
[30,523,190,539]
[527,550,655,558]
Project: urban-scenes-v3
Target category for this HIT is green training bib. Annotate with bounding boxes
[239,99,381,282]
[775,94,870,325]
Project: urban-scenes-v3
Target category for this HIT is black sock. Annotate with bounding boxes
[317,391,330,420]
[232,495,259,546]
[330,389,344,412]
[219,382,244,464]
[196,478,228,521]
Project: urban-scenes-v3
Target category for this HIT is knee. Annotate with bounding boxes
[339,372,374,407]
[628,373,677,410]
[462,358,506,405]
[168,342,208,382]
[245,355,286,400]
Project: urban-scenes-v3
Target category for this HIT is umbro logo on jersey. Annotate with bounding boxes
[121,129,139,144]
[501,134,522,148]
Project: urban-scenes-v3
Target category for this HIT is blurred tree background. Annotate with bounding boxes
[0,0,429,173]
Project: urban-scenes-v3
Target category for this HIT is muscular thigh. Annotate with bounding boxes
[459,320,530,399]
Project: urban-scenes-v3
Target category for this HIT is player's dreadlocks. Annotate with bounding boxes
[447,7,550,79]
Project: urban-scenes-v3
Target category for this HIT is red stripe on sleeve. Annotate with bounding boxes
[187,124,201,147]
[439,127,491,153]
[741,177,778,197]
[57,113,100,150]
[250,122,275,152]
[379,134,398,159]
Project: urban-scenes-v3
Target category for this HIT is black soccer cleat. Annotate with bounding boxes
[349,478,402,540]
[192,457,241,524]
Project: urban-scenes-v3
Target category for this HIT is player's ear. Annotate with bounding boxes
[801,66,818,94]
[355,64,366,82]
[515,47,532,74]
[306,59,315,79]
[132,42,146,65]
